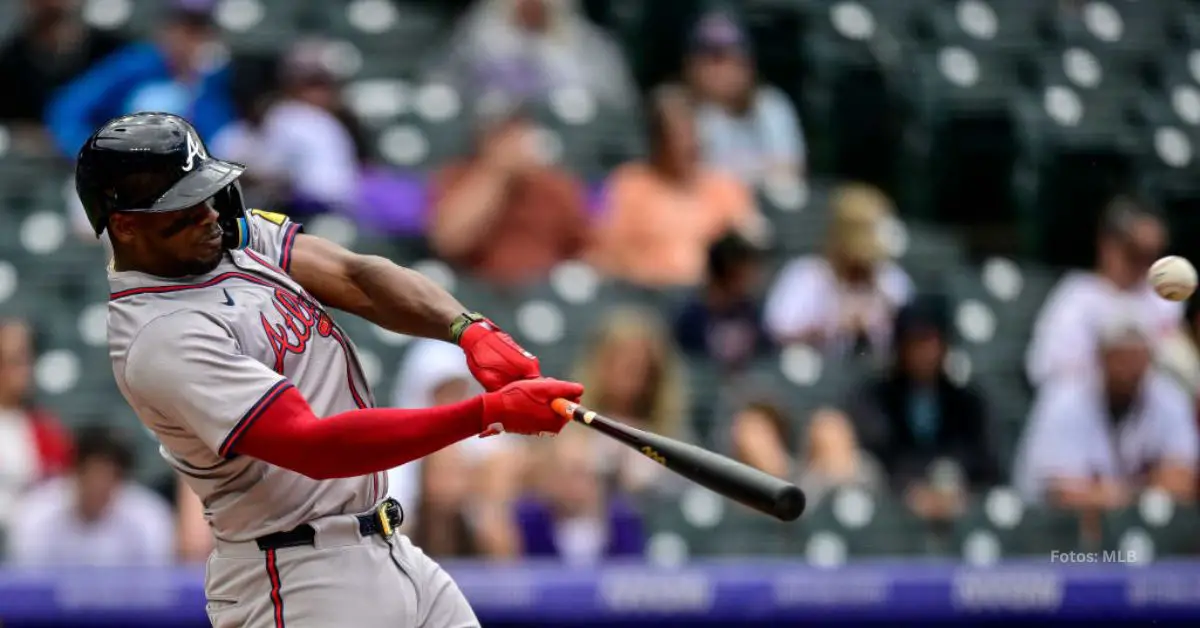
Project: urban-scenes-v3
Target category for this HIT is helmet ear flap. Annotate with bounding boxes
[214,180,249,249]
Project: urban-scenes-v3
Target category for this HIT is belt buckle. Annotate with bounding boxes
[376,501,400,537]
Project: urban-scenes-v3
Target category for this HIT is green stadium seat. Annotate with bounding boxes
[212,0,304,54]
[911,45,1022,116]
[318,0,450,65]
[954,490,1085,559]
[711,503,800,556]
[926,0,1051,53]
[1101,494,1200,558]
[802,488,931,559]
[1148,49,1200,92]
[1050,0,1185,55]
[637,492,734,559]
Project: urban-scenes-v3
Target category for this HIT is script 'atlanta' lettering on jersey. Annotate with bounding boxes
[260,287,335,373]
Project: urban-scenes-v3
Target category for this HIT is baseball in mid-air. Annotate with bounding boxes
[1149,255,1198,301]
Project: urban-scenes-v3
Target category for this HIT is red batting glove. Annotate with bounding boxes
[457,317,541,391]
[480,378,584,437]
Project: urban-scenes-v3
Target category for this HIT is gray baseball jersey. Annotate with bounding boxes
[108,210,386,542]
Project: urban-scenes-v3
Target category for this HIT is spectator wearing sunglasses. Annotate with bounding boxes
[1026,197,1183,388]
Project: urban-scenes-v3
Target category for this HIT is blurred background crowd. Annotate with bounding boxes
[1,0,1200,571]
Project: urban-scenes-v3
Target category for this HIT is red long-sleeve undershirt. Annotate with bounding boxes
[226,383,485,479]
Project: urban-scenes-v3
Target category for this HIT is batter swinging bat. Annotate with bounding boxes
[551,399,806,522]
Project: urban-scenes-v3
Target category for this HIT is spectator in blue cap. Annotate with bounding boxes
[45,0,235,156]
[682,11,806,186]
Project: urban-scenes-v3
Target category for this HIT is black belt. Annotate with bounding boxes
[255,499,404,551]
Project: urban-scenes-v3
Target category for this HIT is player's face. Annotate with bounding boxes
[112,201,225,277]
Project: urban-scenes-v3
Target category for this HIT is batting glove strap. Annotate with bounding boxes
[450,312,488,344]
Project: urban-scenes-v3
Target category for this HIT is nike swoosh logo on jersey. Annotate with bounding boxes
[222,289,235,306]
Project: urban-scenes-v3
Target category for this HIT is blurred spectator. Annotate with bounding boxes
[429,101,589,287]
[682,11,805,186]
[0,320,72,531]
[1026,198,1180,387]
[209,90,289,211]
[844,295,997,520]
[1157,295,1200,396]
[213,38,358,216]
[763,183,913,359]
[7,425,173,566]
[673,232,774,371]
[730,400,883,509]
[411,445,482,558]
[175,477,211,563]
[0,0,125,152]
[573,306,689,495]
[428,0,637,110]
[45,0,235,156]
[1014,311,1198,508]
[348,111,428,238]
[514,430,644,564]
[388,339,525,559]
[591,87,761,287]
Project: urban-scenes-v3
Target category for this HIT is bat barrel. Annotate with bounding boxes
[765,478,806,521]
[551,399,807,522]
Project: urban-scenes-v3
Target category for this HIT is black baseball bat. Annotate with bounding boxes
[551,399,806,522]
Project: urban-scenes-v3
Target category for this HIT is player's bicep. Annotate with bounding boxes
[124,315,291,458]
[285,233,374,315]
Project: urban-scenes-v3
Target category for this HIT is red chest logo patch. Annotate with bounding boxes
[260,287,334,372]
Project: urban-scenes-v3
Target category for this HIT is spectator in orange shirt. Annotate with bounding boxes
[429,101,590,287]
[591,86,760,287]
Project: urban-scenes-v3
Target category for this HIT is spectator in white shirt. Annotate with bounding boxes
[211,38,358,215]
[683,11,806,186]
[387,339,524,558]
[1026,198,1181,387]
[763,183,913,359]
[1014,313,1198,509]
[7,425,174,566]
[428,0,637,110]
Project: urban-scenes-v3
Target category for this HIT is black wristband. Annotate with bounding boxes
[450,312,486,344]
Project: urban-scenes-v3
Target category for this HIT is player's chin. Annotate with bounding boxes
[180,248,224,275]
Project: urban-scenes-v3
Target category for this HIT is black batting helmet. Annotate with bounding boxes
[75,112,249,249]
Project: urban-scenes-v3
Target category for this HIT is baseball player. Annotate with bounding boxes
[76,112,584,628]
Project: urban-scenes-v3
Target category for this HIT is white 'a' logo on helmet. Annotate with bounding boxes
[182,132,207,172]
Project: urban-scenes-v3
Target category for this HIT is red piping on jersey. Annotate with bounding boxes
[112,258,372,413]
[230,385,485,480]
[329,327,368,409]
[219,379,292,458]
[279,223,301,273]
[243,248,283,274]
[109,271,275,301]
[265,549,286,628]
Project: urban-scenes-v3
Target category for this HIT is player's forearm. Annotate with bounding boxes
[346,255,465,341]
[231,385,484,479]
